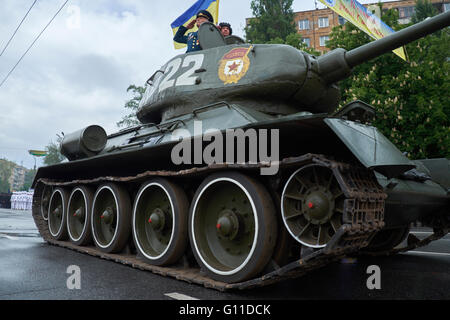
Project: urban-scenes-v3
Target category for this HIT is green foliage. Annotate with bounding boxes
[245,0,297,44]
[0,179,9,193]
[244,0,320,55]
[21,168,37,191]
[328,7,449,159]
[412,0,438,23]
[44,134,66,166]
[284,33,321,55]
[117,85,145,128]
[0,159,15,193]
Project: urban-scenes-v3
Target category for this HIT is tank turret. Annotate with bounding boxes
[137,11,449,124]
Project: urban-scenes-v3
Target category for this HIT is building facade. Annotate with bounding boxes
[294,0,450,52]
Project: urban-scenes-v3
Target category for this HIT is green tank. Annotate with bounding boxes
[32,12,450,289]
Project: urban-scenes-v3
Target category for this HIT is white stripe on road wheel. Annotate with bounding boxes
[165,292,200,300]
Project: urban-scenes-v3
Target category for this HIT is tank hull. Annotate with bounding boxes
[34,107,449,259]
[34,107,449,227]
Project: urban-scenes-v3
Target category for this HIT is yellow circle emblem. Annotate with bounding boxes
[218,46,253,85]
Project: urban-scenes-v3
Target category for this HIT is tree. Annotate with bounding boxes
[117,85,145,128]
[44,134,66,166]
[21,168,37,191]
[0,178,9,193]
[245,0,297,43]
[327,5,449,159]
[245,0,320,55]
[412,0,438,23]
[284,32,321,55]
[0,159,15,193]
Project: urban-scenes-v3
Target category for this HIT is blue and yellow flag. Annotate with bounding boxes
[171,0,220,50]
[318,0,407,61]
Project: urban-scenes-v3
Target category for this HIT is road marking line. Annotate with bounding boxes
[165,292,200,300]
[0,233,18,240]
[406,251,450,256]
[410,231,433,235]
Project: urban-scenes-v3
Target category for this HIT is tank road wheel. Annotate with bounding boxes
[67,186,94,246]
[281,164,345,248]
[41,185,53,221]
[91,183,131,253]
[48,188,69,240]
[132,179,189,266]
[189,172,277,283]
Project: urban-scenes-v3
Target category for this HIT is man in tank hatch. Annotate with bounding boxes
[218,22,232,37]
[173,10,214,53]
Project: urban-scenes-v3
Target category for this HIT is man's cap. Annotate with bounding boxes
[219,22,233,35]
[197,10,214,23]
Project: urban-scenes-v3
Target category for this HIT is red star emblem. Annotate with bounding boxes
[228,61,241,72]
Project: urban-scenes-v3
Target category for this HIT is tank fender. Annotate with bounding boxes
[324,118,415,178]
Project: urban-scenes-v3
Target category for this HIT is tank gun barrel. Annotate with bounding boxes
[318,11,450,84]
[346,10,450,68]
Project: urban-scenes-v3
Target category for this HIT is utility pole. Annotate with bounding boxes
[313,0,318,51]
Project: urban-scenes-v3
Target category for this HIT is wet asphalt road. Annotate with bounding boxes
[0,208,449,300]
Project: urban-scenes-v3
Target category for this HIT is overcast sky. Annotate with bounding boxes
[0,0,393,169]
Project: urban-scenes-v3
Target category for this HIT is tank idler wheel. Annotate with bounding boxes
[48,188,69,240]
[281,164,345,248]
[91,183,131,253]
[189,172,278,283]
[67,186,94,246]
[132,178,189,266]
[41,185,53,221]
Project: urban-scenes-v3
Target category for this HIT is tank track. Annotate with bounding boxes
[33,154,388,291]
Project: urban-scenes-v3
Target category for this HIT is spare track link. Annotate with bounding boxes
[32,154,386,291]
